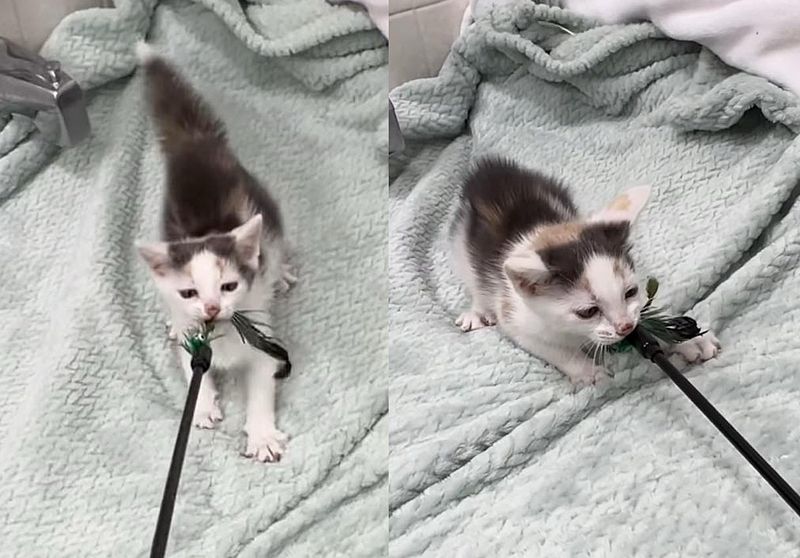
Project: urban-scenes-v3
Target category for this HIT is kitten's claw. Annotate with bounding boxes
[455,310,496,332]
[672,332,721,364]
[277,264,297,293]
[244,426,288,463]
[193,398,223,429]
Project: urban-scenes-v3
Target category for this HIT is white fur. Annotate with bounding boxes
[138,218,294,462]
[453,220,496,329]
[671,332,722,364]
[135,41,158,64]
[582,256,640,343]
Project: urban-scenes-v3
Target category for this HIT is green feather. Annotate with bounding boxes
[180,322,214,356]
[646,277,659,300]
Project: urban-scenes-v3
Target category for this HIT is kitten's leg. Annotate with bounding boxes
[452,227,495,331]
[178,350,223,428]
[669,331,721,364]
[243,354,288,462]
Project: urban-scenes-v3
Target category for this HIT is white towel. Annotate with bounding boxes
[564,0,800,97]
[334,0,388,37]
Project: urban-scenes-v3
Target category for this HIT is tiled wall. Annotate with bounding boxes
[388,0,468,89]
[0,0,113,52]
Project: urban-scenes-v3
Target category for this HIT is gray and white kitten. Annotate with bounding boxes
[451,157,720,386]
[135,44,295,462]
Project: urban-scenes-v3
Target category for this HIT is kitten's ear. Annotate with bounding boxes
[137,241,170,276]
[589,186,651,224]
[504,250,550,297]
[232,214,262,268]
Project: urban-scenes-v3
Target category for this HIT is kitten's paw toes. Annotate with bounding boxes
[244,427,288,463]
[165,321,178,341]
[567,365,609,388]
[455,310,495,332]
[193,399,223,429]
[674,332,721,364]
[278,264,298,293]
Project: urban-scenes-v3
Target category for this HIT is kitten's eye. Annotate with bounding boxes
[178,288,198,299]
[575,306,599,319]
[221,281,238,292]
[625,286,639,299]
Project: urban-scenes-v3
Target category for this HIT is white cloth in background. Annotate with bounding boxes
[341,0,388,37]
[564,0,800,97]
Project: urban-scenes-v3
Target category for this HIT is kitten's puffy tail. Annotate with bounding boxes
[136,41,226,153]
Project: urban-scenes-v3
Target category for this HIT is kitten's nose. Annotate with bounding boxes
[615,320,634,336]
[204,303,220,320]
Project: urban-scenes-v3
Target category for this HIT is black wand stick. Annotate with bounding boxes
[150,342,212,558]
[149,314,289,556]
[629,327,800,517]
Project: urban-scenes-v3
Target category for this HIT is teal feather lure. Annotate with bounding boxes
[611,277,703,353]
[180,313,291,378]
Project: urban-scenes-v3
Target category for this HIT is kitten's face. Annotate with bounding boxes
[138,214,262,328]
[150,250,252,323]
[531,255,644,345]
[504,186,650,346]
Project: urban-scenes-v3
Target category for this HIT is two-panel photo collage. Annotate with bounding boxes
[2,0,799,556]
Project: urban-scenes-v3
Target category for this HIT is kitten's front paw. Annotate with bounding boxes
[564,363,609,388]
[277,264,297,293]
[193,398,223,429]
[244,426,288,463]
[166,321,177,341]
[673,332,721,364]
[455,310,496,332]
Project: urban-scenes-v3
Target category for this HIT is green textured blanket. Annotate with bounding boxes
[0,1,386,556]
[390,1,800,555]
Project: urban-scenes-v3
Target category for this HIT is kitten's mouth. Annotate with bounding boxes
[595,332,633,346]
[595,321,640,346]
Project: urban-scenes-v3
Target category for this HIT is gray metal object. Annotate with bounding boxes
[0,36,90,147]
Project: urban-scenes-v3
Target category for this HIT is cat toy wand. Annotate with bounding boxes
[620,279,800,517]
[150,312,290,558]
[150,328,212,558]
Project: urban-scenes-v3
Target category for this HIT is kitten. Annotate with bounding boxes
[135,44,296,462]
[451,157,721,386]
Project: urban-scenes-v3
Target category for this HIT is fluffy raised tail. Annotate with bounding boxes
[136,41,226,153]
